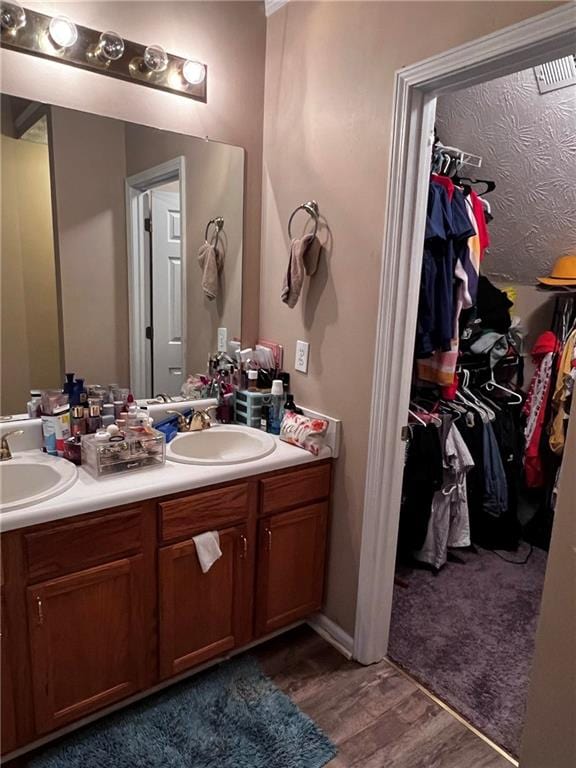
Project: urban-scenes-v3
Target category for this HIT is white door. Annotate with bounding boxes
[151,187,184,395]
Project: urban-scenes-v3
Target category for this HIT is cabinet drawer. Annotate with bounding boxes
[160,483,249,542]
[260,462,331,515]
[25,509,144,583]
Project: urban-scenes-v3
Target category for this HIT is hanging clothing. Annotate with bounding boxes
[549,327,576,455]
[413,423,474,570]
[415,182,455,358]
[469,190,490,256]
[398,424,444,556]
[523,331,558,487]
[482,421,508,518]
[416,185,476,384]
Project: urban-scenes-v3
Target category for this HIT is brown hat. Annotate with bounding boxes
[537,254,576,286]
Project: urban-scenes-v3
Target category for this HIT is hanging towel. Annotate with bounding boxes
[198,242,224,301]
[192,531,222,573]
[281,234,316,308]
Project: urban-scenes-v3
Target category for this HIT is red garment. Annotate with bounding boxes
[430,173,455,200]
[522,331,558,487]
[470,191,490,257]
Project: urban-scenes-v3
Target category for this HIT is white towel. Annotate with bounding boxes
[192,531,222,573]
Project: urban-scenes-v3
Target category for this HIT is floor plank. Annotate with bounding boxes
[257,626,511,768]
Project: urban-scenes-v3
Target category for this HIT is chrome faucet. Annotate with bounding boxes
[167,407,217,432]
[0,430,24,461]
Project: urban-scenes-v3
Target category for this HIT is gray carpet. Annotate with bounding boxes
[29,656,336,768]
[388,543,547,758]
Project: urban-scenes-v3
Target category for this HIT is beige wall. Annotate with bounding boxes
[261,1,561,634]
[497,283,556,383]
[0,0,266,350]
[521,414,576,768]
[1,135,61,414]
[125,126,244,374]
[50,107,130,385]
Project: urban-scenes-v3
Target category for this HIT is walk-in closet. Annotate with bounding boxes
[387,59,576,759]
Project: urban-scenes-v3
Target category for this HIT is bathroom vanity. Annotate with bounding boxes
[1,454,332,755]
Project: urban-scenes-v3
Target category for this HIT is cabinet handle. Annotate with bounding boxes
[266,528,272,552]
[240,534,248,559]
[36,595,44,625]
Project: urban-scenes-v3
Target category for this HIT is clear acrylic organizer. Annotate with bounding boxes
[81,429,166,477]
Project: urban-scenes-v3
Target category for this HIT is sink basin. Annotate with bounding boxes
[0,452,78,512]
[166,425,276,465]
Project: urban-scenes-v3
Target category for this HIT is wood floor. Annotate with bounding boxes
[256,626,511,768]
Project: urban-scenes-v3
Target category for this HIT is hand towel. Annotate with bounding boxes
[303,235,323,277]
[192,530,222,573]
[281,234,313,308]
[198,242,224,301]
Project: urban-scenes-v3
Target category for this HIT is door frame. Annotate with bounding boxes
[126,157,186,398]
[354,5,576,666]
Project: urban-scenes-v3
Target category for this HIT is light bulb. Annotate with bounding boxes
[49,15,78,49]
[182,60,206,86]
[143,45,168,73]
[0,1,26,31]
[96,31,124,62]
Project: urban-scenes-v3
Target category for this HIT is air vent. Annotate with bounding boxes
[534,55,576,94]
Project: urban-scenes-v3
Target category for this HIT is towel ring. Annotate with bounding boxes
[288,200,319,240]
[205,217,224,246]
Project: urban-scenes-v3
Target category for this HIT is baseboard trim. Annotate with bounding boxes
[308,613,354,660]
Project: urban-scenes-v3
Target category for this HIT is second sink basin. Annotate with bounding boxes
[0,452,78,513]
[166,425,276,465]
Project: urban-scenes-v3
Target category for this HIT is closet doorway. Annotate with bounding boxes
[387,61,575,759]
[354,4,576,765]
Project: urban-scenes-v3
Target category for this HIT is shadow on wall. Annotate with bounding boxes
[301,217,337,378]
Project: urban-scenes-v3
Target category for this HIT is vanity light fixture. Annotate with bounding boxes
[143,44,168,73]
[95,30,125,62]
[0,5,207,102]
[182,59,206,86]
[48,15,77,49]
[0,0,26,32]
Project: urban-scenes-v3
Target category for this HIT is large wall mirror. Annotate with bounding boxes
[1,94,244,416]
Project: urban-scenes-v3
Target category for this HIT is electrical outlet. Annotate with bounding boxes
[217,327,228,353]
[295,340,310,373]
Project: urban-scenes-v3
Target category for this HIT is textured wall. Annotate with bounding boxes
[436,68,576,284]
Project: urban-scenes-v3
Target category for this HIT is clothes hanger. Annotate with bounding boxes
[453,176,496,195]
[458,369,495,421]
[482,374,523,404]
[408,409,427,427]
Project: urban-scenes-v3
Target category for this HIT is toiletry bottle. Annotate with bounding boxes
[269,380,286,435]
[27,389,42,418]
[87,404,102,433]
[260,404,270,432]
[71,406,87,436]
[284,394,304,415]
[102,403,115,427]
[247,369,259,392]
[63,373,75,398]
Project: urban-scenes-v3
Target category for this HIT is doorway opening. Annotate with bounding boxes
[126,157,186,399]
[354,3,575,762]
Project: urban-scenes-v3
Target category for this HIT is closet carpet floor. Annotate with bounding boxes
[388,543,547,758]
[257,626,509,768]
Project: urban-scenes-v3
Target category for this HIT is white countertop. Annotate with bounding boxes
[0,439,332,532]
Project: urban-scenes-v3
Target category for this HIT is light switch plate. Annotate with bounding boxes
[295,340,310,373]
[217,327,228,353]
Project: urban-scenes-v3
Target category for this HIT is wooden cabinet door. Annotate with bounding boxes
[1,593,17,755]
[27,556,147,734]
[255,502,328,636]
[159,525,252,679]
